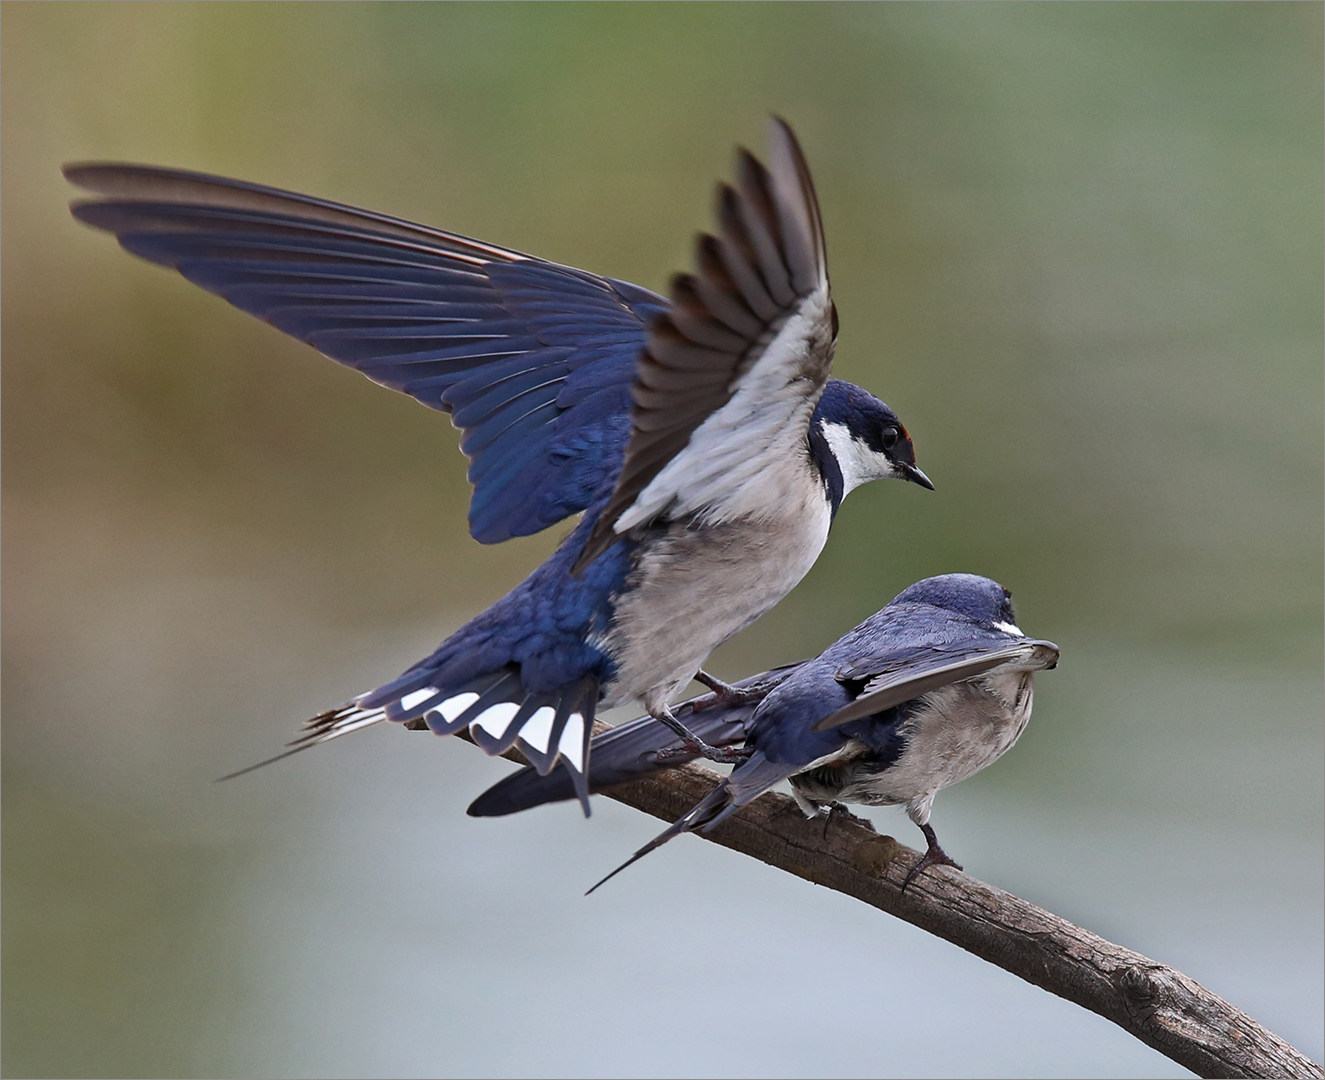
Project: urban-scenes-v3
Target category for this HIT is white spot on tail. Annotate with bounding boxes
[518,707,556,753]
[993,621,1023,636]
[469,701,520,740]
[400,687,439,711]
[433,692,480,723]
[557,712,585,772]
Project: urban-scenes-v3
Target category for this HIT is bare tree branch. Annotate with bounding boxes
[461,730,1322,1080]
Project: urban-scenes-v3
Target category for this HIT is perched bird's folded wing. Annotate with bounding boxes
[575,117,836,570]
[64,163,665,543]
[466,664,799,816]
[815,638,1060,731]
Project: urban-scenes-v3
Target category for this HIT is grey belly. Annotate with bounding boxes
[597,500,830,711]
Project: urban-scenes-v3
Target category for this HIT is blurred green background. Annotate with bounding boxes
[3,3,1321,1077]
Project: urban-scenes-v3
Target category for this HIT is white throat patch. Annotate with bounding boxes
[818,421,896,496]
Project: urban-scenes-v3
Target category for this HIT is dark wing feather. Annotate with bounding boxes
[574,117,835,570]
[65,163,665,543]
[815,639,1061,731]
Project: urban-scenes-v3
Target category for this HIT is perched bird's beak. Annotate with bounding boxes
[901,464,935,490]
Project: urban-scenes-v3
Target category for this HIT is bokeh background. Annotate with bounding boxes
[3,3,1321,1077]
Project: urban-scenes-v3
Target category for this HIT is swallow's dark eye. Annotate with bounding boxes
[880,427,899,451]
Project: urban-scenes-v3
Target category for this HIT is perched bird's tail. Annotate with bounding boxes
[586,781,737,894]
[585,748,798,893]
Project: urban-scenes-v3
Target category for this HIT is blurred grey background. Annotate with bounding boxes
[3,3,1321,1078]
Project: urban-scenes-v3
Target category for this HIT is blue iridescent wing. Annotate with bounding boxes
[65,163,667,543]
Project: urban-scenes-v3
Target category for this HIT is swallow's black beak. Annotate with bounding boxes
[901,463,935,490]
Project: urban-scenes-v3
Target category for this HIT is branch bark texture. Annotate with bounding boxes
[462,731,1321,1080]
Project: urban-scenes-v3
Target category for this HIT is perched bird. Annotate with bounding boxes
[65,119,932,811]
[469,574,1059,891]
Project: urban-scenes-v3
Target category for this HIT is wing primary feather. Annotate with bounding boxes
[65,163,530,262]
[662,290,750,352]
[734,150,796,306]
[691,237,765,336]
[715,185,781,321]
[765,117,828,288]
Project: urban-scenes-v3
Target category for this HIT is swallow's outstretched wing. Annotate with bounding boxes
[66,161,663,544]
[67,117,836,561]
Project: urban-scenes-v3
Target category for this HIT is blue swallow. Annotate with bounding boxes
[65,119,933,811]
[469,574,1059,890]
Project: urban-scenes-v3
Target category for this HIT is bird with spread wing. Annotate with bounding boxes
[66,119,932,812]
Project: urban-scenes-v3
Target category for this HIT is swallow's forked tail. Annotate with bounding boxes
[585,783,737,894]
[216,670,602,815]
[214,700,386,782]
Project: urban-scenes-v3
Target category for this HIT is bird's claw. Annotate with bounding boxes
[900,824,963,893]
[653,743,693,764]
[691,672,781,710]
[655,739,751,765]
[820,801,848,839]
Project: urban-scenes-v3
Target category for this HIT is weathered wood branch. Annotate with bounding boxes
[460,729,1322,1080]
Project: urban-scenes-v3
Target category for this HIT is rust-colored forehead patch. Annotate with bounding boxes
[893,422,918,465]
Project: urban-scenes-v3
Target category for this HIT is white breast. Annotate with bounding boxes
[597,463,832,712]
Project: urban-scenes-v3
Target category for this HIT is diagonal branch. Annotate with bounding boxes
[460,729,1322,1080]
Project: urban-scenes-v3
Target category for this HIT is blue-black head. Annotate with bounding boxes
[810,380,933,510]
[892,573,1021,633]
